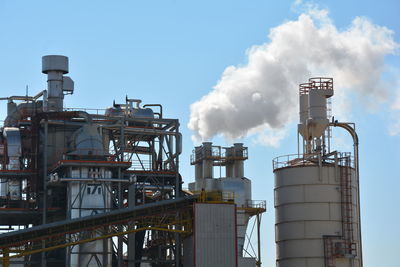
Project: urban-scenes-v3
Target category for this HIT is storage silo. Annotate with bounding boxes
[273,78,362,267]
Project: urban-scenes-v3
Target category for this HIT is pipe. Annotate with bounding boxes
[59,178,131,183]
[32,90,46,100]
[0,96,33,101]
[331,121,363,267]
[0,91,46,102]
[36,111,92,123]
[143,104,163,118]
[256,214,261,267]
[41,119,48,267]
[134,184,174,191]
[103,126,180,136]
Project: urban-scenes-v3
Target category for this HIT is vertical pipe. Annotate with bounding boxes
[117,168,123,267]
[175,124,181,196]
[128,183,136,267]
[354,131,363,267]
[120,121,125,162]
[41,120,48,267]
[119,121,125,266]
[332,122,363,267]
[175,124,181,267]
[256,214,261,267]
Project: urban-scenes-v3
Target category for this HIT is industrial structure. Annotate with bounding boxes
[273,78,363,267]
[0,55,265,267]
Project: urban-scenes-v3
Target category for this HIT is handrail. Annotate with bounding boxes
[273,153,355,170]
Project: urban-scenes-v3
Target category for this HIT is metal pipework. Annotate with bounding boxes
[58,178,132,183]
[0,90,46,102]
[331,120,363,267]
[143,104,163,118]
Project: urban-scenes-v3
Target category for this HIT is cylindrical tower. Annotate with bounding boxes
[42,55,69,111]
[274,77,362,267]
[233,143,244,177]
[202,142,213,179]
[273,159,361,267]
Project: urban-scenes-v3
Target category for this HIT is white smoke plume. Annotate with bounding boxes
[188,5,399,145]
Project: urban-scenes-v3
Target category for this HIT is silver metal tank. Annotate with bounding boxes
[274,160,361,267]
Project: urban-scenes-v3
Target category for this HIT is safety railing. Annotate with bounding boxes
[190,145,248,164]
[222,146,248,160]
[190,145,222,164]
[273,152,354,170]
[246,200,266,210]
[192,190,235,203]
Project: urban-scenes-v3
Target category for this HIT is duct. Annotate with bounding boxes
[4,101,37,127]
[1,128,22,200]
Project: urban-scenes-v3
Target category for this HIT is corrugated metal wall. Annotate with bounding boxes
[194,203,237,267]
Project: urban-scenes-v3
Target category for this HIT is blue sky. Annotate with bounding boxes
[0,1,399,266]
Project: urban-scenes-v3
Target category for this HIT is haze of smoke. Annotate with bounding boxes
[188,6,398,145]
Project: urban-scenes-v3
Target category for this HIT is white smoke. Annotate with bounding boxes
[188,5,399,145]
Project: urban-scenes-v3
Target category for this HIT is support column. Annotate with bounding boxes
[128,183,136,267]
[41,120,48,267]
[117,168,123,267]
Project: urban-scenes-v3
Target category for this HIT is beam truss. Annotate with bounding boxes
[0,197,195,266]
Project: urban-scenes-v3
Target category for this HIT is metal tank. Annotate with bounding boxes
[273,78,362,267]
[273,157,361,267]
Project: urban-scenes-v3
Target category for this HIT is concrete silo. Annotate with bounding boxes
[273,78,363,267]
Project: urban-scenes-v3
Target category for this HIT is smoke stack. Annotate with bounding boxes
[42,55,73,111]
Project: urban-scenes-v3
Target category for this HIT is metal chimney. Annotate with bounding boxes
[42,55,69,111]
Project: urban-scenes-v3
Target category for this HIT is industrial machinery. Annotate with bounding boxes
[0,55,183,266]
[0,55,265,267]
[188,142,266,267]
[273,78,363,267]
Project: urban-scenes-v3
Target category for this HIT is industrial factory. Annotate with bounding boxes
[0,56,362,267]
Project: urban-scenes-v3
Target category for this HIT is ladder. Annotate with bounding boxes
[324,237,335,267]
[340,155,356,255]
